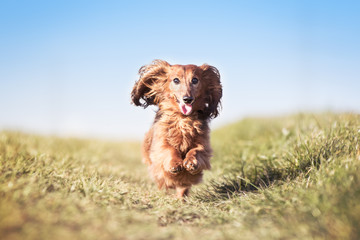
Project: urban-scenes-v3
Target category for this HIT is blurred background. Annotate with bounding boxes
[1,0,359,140]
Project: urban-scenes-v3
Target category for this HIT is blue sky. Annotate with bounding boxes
[1,0,359,139]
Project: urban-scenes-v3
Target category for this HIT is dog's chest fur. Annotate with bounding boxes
[159,112,204,153]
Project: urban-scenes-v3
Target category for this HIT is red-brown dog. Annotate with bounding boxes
[131,60,222,198]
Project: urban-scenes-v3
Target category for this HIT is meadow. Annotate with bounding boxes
[1,113,359,240]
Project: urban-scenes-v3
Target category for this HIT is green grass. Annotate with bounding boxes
[1,113,359,240]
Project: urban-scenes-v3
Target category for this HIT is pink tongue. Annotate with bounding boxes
[180,103,192,115]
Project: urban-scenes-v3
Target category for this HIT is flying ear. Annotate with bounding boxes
[201,64,222,118]
[131,60,170,108]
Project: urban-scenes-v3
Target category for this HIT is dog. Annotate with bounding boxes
[131,60,222,198]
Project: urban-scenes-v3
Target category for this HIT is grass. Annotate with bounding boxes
[1,113,359,240]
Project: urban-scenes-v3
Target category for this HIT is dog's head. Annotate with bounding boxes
[131,60,222,118]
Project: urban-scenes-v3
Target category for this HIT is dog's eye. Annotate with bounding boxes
[191,78,199,84]
[173,78,180,84]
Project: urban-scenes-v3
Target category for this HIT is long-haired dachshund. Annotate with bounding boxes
[131,60,222,198]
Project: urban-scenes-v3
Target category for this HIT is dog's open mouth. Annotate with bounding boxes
[179,102,192,115]
[174,95,194,115]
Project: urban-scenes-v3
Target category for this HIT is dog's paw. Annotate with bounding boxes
[168,163,184,175]
[183,157,201,175]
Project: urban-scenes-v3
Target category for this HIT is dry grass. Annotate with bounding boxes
[1,113,359,239]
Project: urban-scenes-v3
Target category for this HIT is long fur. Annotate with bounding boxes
[131,60,222,198]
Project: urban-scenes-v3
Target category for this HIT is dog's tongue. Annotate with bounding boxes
[180,103,192,115]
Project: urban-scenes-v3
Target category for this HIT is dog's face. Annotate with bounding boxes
[167,64,205,116]
[131,60,222,118]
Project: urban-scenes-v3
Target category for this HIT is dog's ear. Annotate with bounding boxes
[201,64,222,118]
[131,60,170,108]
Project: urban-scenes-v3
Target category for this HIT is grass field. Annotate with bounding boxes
[1,113,359,240]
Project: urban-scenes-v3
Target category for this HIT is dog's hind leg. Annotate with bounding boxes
[176,186,190,199]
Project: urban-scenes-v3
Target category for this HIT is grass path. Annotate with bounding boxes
[1,113,359,239]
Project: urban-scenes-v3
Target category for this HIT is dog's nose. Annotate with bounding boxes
[183,96,194,104]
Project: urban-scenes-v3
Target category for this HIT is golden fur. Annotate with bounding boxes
[131,60,222,198]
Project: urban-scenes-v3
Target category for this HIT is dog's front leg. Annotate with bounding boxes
[183,145,211,175]
[160,145,184,175]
